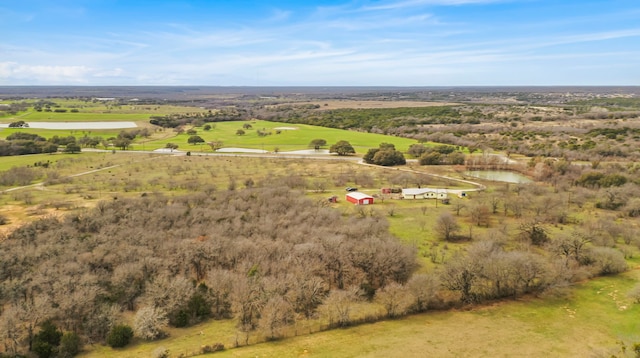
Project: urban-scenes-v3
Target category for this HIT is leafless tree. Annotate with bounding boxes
[440,252,480,304]
[134,306,168,340]
[407,274,440,312]
[258,296,294,340]
[0,306,21,355]
[435,212,460,241]
[320,287,361,327]
[452,201,466,216]
[375,282,414,318]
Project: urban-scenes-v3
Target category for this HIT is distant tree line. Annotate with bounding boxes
[149,108,250,128]
[257,106,463,132]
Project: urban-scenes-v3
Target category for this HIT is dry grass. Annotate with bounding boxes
[78,266,640,358]
[200,268,640,358]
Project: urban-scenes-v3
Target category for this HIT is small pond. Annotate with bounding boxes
[463,170,532,184]
[0,121,138,129]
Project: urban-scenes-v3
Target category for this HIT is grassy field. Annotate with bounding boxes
[209,269,640,358]
[143,120,421,153]
[0,127,128,141]
[0,99,207,122]
[78,262,640,358]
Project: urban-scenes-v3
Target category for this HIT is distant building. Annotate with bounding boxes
[381,187,402,194]
[346,192,374,205]
[402,188,448,200]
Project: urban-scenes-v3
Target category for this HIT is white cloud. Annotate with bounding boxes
[360,0,503,11]
[0,62,130,84]
[268,9,293,22]
[0,62,90,82]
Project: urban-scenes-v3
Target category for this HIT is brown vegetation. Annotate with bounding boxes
[0,186,417,355]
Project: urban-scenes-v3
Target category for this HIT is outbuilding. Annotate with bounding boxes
[346,192,374,205]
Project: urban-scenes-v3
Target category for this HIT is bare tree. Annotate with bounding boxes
[134,306,168,340]
[320,287,360,327]
[440,253,480,304]
[290,275,327,318]
[550,233,591,266]
[469,202,491,227]
[0,306,22,355]
[375,282,414,318]
[435,212,461,241]
[452,201,466,216]
[407,273,440,312]
[258,296,294,340]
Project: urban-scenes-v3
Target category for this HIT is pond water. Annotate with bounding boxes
[463,170,532,184]
[0,121,138,129]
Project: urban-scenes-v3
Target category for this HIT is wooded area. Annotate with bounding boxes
[0,186,417,355]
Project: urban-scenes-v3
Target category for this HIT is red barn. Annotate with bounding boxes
[346,192,374,205]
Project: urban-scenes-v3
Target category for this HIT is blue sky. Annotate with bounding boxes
[1,0,639,86]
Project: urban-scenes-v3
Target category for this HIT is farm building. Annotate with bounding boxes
[381,187,402,194]
[402,188,449,200]
[346,192,374,205]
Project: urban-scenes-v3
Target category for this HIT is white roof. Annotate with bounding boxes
[402,188,448,195]
[346,192,374,200]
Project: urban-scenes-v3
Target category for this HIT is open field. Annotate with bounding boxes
[145,120,421,153]
[0,113,423,154]
[0,127,129,141]
[0,99,208,122]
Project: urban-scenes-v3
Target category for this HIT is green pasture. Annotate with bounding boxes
[0,152,77,172]
[145,120,421,153]
[0,127,125,141]
[1,99,207,122]
[0,116,424,155]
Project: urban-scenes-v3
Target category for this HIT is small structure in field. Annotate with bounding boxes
[346,192,374,205]
[402,188,449,200]
[381,187,402,194]
[328,195,338,203]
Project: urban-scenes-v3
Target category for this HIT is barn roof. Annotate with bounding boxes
[346,192,374,200]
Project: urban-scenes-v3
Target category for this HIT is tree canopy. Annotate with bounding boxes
[363,143,406,166]
[329,140,356,156]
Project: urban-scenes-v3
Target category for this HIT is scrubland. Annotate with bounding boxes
[0,89,639,357]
